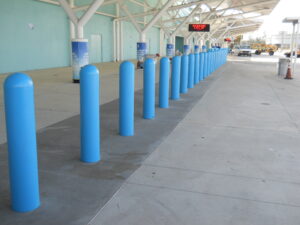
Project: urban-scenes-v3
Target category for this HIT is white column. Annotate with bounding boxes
[58,0,104,81]
[290,22,296,75]
[120,20,123,61]
[292,23,299,75]
[140,33,146,42]
[68,0,75,66]
[160,28,165,56]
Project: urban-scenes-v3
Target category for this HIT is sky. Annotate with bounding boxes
[245,0,300,38]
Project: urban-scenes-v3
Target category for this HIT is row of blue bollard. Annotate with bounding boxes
[3,65,103,212]
[2,48,228,213]
[118,48,228,134]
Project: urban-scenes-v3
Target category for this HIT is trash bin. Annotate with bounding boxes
[278,58,290,76]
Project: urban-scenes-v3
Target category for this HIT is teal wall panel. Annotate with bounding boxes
[0,0,70,74]
[146,27,160,55]
[0,0,163,74]
[76,0,116,15]
[84,14,114,63]
[122,22,160,60]
[123,21,139,60]
[176,36,184,53]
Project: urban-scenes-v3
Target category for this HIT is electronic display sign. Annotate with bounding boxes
[188,24,210,32]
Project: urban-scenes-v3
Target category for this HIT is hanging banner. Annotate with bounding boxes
[137,42,147,62]
[166,44,174,57]
[183,45,190,55]
[72,39,89,82]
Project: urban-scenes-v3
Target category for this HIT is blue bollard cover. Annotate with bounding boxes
[80,65,100,163]
[188,54,195,88]
[159,57,170,108]
[180,55,189,94]
[143,58,155,119]
[119,61,135,136]
[4,73,40,212]
[171,56,181,100]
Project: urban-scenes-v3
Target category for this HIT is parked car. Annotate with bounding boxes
[234,45,252,56]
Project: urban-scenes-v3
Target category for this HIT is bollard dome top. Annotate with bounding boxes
[145,58,155,65]
[160,57,170,63]
[121,61,134,69]
[4,73,33,89]
[80,64,99,77]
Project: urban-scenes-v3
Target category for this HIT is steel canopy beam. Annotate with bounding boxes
[58,0,78,25]
[169,4,201,40]
[120,4,143,34]
[116,0,219,21]
[185,0,228,41]
[58,0,105,38]
[162,0,277,24]
[142,0,176,35]
[163,8,270,25]
[78,0,105,27]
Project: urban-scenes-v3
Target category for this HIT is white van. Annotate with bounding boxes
[232,45,252,56]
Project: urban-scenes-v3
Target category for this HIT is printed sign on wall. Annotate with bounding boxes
[72,40,89,81]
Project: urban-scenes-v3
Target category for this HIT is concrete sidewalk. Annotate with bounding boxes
[89,58,300,225]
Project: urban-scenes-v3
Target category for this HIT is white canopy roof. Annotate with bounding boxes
[39,0,280,41]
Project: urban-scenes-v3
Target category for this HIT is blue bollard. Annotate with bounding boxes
[216,51,219,69]
[199,52,204,81]
[180,55,189,94]
[216,51,218,69]
[221,50,223,66]
[159,57,170,108]
[194,53,199,85]
[119,61,135,136]
[171,56,181,100]
[211,52,214,73]
[143,58,155,119]
[198,53,202,82]
[208,52,211,75]
[212,52,215,71]
[80,65,100,163]
[188,53,195,88]
[212,52,215,72]
[209,52,212,75]
[214,51,217,71]
[4,73,40,212]
[206,52,210,76]
[221,50,223,65]
[204,52,208,78]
